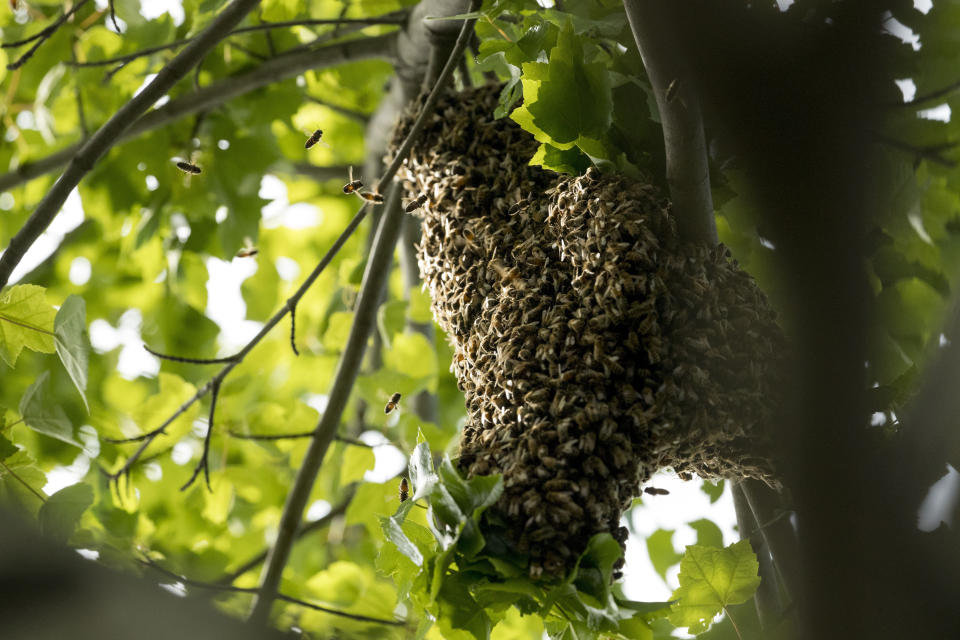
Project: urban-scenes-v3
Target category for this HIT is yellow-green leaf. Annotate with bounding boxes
[0,284,56,366]
[668,540,761,634]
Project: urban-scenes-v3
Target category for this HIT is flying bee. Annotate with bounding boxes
[399,477,409,502]
[342,166,363,194]
[384,392,401,414]
[235,237,258,258]
[304,128,330,149]
[356,190,384,205]
[175,160,201,174]
[644,487,670,496]
[404,194,428,213]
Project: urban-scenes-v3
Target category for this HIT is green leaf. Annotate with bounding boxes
[38,482,94,544]
[19,371,80,447]
[339,444,375,485]
[380,514,424,566]
[668,540,762,634]
[514,23,612,147]
[646,529,682,581]
[0,434,17,460]
[0,284,56,367]
[701,480,725,504]
[54,295,90,411]
[377,299,407,349]
[689,519,724,549]
[436,573,493,640]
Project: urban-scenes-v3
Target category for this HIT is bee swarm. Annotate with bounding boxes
[391,85,785,578]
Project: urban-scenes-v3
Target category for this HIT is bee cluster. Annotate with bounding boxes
[390,85,785,578]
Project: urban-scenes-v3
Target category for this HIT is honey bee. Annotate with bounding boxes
[356,191,384,205]
[175,160,202,174]
[404,194,428,213]
[644,487,670,496]
[236,247,259,258]
[304,129,329,149]
[384,392,401,414]
[342,166,363,194]
[399,477,409,502]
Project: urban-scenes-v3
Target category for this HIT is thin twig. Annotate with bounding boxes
[107,0,122,33]
[229,430,379,449]
[139,556,404,626]
[217,484,357,584]
[3,0,90,71]
[287,299,300,356]
[229,429,315,441]
[249,3,481,623]
[0,0,264,290]
[0,32,397,193]
[897,79,960,108]
[144,345,240,365]
[303,95,371,123]
[66,11,407,69]
[180,380,221,492]
[873,132,958,167]
[106,197,377,476]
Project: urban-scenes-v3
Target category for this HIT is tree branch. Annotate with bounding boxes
[3,0,90,70]
[732,480,781,631]
[66,11,406,69]
[180,380,221,492]
[0,0,266,291]
[0,32,397,195]
[248,181,407,625]
[248,3,477,623]
[622,0,716,245]
[139,556,403,626]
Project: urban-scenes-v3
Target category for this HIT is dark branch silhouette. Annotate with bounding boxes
[249,0,482,622]
[3,0,90,71]
[66,11,407,69]
[873,132,958,167]
[230,430,378,449]
[181,380,222,492]
[144,345,240,365]
[0,32,397,195]
[287,299,300,356]
[138,556,404,626]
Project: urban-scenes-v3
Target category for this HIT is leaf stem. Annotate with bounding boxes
[723,606,744,640]
[0,312,56,336]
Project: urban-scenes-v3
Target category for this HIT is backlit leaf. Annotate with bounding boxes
[0,284,56,367]
[668,541,761,634]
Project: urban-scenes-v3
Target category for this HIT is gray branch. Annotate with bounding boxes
[622,0,716,245]
[248,0,476,623]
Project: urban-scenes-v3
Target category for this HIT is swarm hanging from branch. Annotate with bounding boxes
[391,84,786,577]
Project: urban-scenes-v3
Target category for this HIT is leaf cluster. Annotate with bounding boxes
[379,439,685,640]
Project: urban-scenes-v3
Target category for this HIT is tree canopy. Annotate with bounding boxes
[2,1,960,639]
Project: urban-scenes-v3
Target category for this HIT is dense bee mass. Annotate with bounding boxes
[391,84,786,578]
